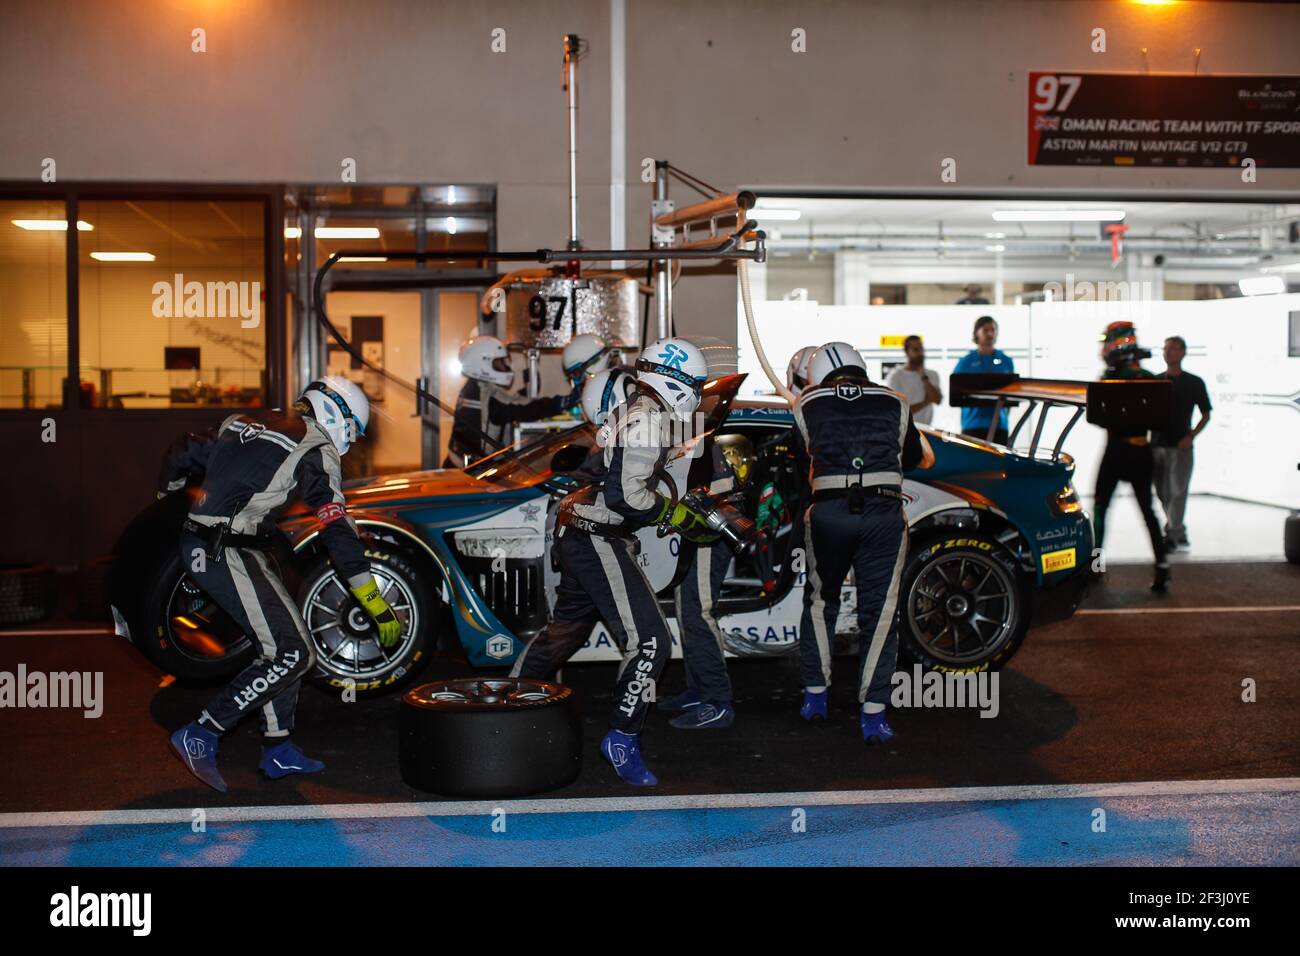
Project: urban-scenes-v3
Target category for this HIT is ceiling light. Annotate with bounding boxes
[992,209,1126,223]
[985,232,1006,239]
[12,219,94,231]
[284,226,302,239]
[751,209,802,221]
[985,244,1006,252]
[89,251,155,262]
[445,216,458,235]
[1239,275,1285,296]
[447,186,457,205]
[314,226,381,239]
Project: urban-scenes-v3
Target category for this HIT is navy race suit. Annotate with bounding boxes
[792,375,923,710]
[444,379,573,468]
[511,393,678,733]
[159,411,371,737]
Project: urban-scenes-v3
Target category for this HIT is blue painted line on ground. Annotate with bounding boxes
[2,791,1295,866]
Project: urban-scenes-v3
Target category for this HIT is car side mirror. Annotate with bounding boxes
[548,444,589,474]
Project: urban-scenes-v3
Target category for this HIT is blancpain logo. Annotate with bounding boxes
[49,886,151,936]
[151,272,261,329]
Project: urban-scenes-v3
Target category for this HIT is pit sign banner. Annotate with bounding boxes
[1027,72,1300,168]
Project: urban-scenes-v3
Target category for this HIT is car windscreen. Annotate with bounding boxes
[465,423,599,489]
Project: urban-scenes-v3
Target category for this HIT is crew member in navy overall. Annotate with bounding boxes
[161,377,402,792]
[444,335,582,467]
[793,342,930,745]
[511,338,714,785]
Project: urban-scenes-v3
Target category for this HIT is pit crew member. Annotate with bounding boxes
[161,377,402,792]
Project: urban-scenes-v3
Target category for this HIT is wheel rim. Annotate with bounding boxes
[907,551,1018,665]
[408,678,561,707]
[166,576,252,663]
[303,567,419,682]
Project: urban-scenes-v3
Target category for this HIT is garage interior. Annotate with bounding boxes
[0,0,1297,890]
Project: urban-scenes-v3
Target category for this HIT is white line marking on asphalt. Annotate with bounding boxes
[1077,605,1300,615]
[1,777,1296,829]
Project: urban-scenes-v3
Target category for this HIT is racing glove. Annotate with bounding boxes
[658,498,721,545]
[351,578,402,648]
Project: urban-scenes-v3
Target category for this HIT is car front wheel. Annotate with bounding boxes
[898,532,1029,672]
[298,546,437,697]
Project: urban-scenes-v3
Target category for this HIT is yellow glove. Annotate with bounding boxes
[661,499,720,545]
[351,578,402,648]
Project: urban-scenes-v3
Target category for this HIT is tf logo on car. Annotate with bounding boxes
[486,634,515,660]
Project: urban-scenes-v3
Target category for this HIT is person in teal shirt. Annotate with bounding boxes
[953,315,1014,444]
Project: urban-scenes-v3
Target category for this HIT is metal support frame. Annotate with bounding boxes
[652,161,673,339]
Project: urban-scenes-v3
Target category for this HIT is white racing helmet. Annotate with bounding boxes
[459,335,514,387]
[786,345,818,395]
[562,333,610,384]
[580,366,637,425]
[301,376,370,455]
[807,341,867,387]
[635,337,709,420]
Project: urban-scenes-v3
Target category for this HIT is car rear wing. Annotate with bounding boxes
[949,373,1172,460]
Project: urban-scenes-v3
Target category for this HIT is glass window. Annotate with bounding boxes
[78,199,266,408]
[0,200,69,409]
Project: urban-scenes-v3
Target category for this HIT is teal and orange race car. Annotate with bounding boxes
[113,373,1109,698]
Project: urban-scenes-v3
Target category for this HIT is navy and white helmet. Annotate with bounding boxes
[807,341,867,386]
[786,345,818,395]
[562,333,611,384]
[301,376,369,455]
[635,337,709,420]
[580,366,636,426]
[459,335,514,387]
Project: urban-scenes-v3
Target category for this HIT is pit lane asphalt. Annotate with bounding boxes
[0,561,1296,815]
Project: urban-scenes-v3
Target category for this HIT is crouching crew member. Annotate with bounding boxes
[161,377,402,792]
[512,337,713,786]
[444,335,581,467]
[794,342,930,745]
[1093,321,1170,593]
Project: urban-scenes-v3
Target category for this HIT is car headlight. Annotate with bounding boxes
[1049,485,1082,516]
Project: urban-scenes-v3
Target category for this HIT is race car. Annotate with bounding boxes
[111,372,1096,697]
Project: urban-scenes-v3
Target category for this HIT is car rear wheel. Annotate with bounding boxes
[899,533,1029,672]
[299,546,436,698]
[139,551,255,682]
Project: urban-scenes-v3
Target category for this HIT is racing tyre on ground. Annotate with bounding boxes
[137,551,256,682]
[898,532,1029,672]
[0,563,56,625]
[1285,513,1300,564]
[399,678,582,797]
[298,546,436,698]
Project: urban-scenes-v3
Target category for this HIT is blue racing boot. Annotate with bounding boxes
[657,687,703,714]
[259,739,325,779]
[860,710,896,745]
[800,689,828,722]
[170,721,227,793]
[669,701,734,730]
[600,730,658,787]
